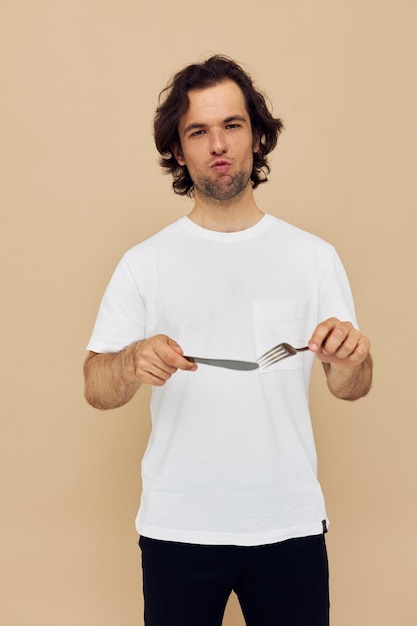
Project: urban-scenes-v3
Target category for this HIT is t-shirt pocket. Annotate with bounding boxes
[253,299,311,372]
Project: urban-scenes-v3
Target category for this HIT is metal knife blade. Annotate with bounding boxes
[185,356,259,371]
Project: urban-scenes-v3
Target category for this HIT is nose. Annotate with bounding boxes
[208,128,228,155]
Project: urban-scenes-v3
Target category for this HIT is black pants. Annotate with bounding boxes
[139,534,329,626]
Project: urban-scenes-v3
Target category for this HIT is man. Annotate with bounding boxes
[84,55,372,626]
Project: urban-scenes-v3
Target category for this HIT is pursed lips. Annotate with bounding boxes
[210,159,232,173]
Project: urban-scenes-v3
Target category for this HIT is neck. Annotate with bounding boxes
[187,187,264,233]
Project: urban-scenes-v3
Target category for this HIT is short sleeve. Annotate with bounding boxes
[318,249,359,328]
[86,255,146,353]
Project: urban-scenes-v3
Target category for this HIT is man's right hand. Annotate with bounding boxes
[84,334,196,410]
[132,334,197,386]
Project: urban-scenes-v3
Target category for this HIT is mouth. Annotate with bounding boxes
[210,159,232,173]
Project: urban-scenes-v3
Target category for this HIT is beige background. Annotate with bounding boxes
[1,1,416,624]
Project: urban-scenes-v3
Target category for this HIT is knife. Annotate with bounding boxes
[184,356,259,371]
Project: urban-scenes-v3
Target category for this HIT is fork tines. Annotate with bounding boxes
[257,343,297,368]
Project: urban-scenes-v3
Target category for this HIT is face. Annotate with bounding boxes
[174,80,260,202]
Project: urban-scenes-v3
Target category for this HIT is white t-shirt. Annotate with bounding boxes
[87,214,358,546]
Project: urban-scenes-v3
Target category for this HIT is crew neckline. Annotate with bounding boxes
[178,213,273,241]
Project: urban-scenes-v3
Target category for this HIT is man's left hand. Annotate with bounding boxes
[308,318,370,369]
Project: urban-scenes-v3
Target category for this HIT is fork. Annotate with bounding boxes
[257,343,310,368]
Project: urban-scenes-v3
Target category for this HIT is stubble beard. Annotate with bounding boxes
[193,170,252,203]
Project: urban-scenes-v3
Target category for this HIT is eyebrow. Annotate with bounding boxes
[183,115,248,135]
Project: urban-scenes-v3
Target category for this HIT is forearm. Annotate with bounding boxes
[84,343,142,410]
[322,353,373,401]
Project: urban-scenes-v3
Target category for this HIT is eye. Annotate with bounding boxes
[225,123,241,131]
[190,129,205,137]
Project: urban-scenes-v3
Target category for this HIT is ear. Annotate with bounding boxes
[171,142,186,166]
[252,129,261,154]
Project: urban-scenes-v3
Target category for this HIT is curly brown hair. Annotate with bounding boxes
[153,55,284,197]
